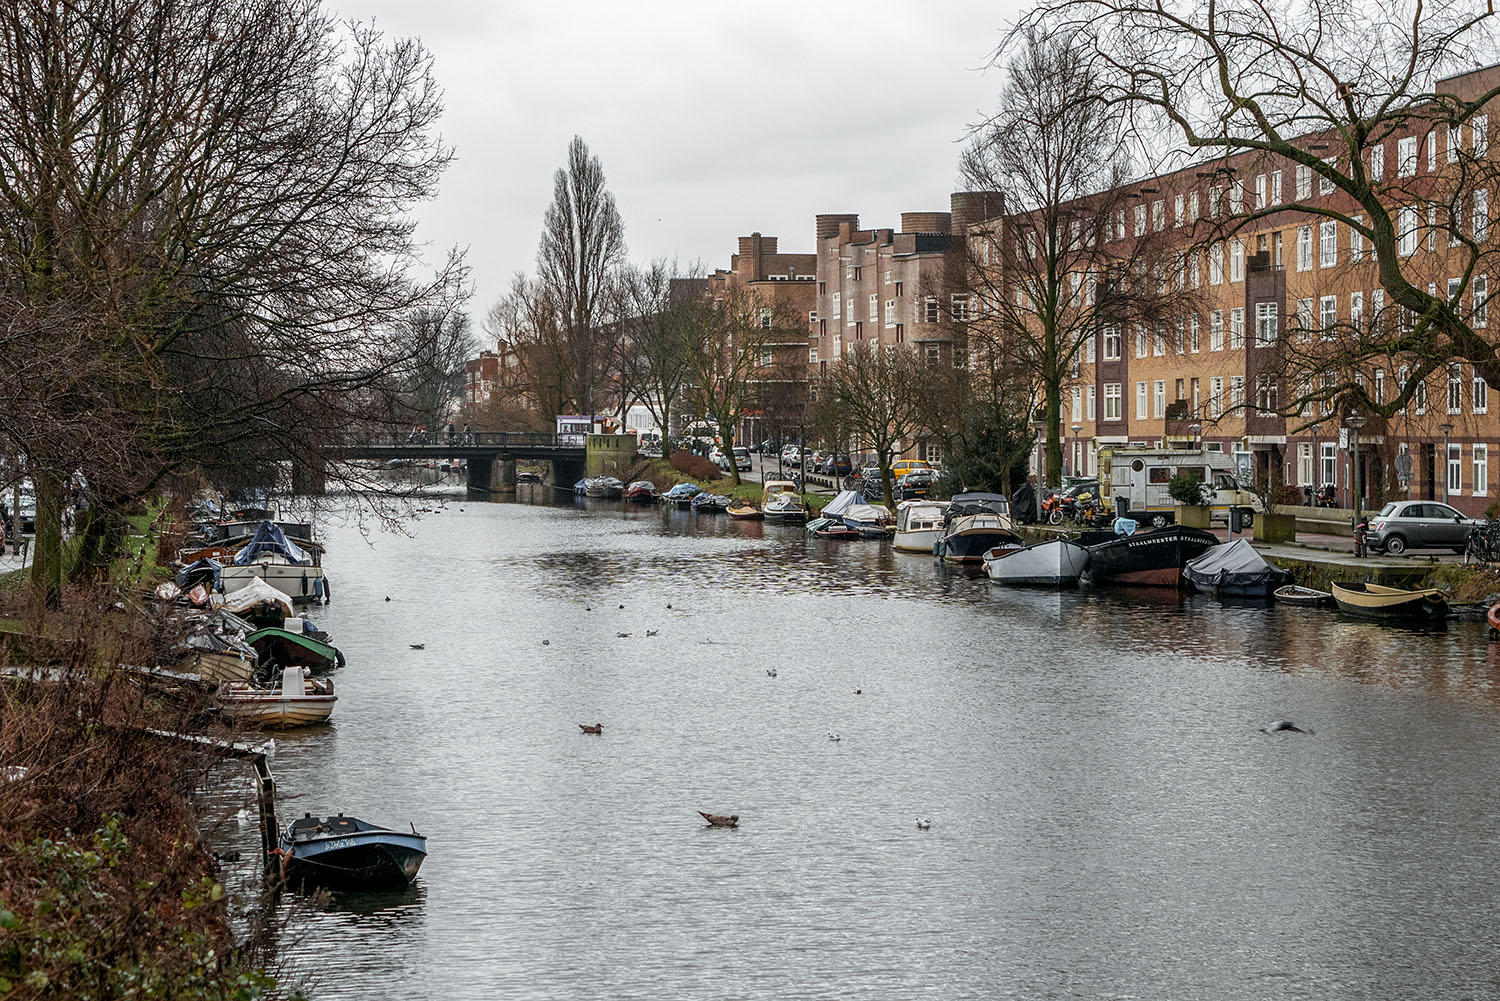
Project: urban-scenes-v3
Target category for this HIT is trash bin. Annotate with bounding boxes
[1115,496,1130,517]
[1229,506,1254,533]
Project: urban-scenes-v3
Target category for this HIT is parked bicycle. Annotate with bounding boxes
[1464,519,1500,563]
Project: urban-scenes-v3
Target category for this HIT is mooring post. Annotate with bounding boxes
[251,753,280,883]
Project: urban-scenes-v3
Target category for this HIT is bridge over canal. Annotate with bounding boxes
[324,432,637,497]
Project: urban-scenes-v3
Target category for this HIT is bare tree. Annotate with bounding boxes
[963,28,1198,485]
[1023,0,1500,420]
[679,285,794,487]
[0,0,461,605]
[821,342,936,508]
[613,262,700,459]
[401,306,478,431]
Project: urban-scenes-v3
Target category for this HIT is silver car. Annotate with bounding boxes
[1368,500,1482,554]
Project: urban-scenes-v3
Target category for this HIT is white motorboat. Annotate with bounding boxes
[217,665,336,729]
[761,479,807,523]
[219,522,328,605]
[983,538,1091,587]
[937,493,1017,563]
[893,500,950,553]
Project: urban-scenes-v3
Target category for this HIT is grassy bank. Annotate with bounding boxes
[625,458,833,514]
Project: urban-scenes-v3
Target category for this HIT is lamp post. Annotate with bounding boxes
[1309,422,1322,504]
[1069,423,1082,477]
[1345,411,1367,524]
[1439,422,1455,503]
[1031,417,1047,487]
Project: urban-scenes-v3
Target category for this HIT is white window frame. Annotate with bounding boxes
[1229,307,1245,350]
[1370,144,1385,181]
[1255,302,1279,346]
[1475,115,1490,158]
[1398,205,1418,256]
[1448,364,1464,414]
[1103,383,1122,421]
[1086,385,1096,421]
[1153,380,1166,419]
[1319,156,1336,195]
[1319,220,1338,268]
[1319,295,1337,338]
[1475,444,1489,496]
[1295,164,1312,199]
[1297,225,1313,271]
[1398,136,1418,176]
[1209,310,1224,351]
[1476,189,1489,242]
[1449,444,1464,494]
[1476,274,1489,328]
[1350,291,1364,332]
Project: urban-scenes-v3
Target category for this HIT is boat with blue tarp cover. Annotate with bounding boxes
[280,812,427,890]
[220,521,329,605]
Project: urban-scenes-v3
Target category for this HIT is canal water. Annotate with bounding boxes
[219,487,1500,1000]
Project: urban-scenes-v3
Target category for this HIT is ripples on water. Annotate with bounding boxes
[202,487,1500,1000]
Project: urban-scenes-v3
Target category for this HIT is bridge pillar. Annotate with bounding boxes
[585,434,638,478]
[551,457,586,489]
[492,453,517,496]
[291,456,327,496]
[466,456,493,499]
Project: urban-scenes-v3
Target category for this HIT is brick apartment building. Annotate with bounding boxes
[970,63,1500,516]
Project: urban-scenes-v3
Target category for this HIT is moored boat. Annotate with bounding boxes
[691,492,730,513]
[937,493,1017,563]
[893,500,949,553]
[624,480,659,501]
[726,499,763,520]
[1182,538,1294,597]
[661,482,702,506]
[583,476,624,498]
[219,522,329,605]
[245,624,344,678]
[280,813,427,890]
[814,522,859,540]
[983,537,1091,587]
[1331,581,1449,621]
[217,665,336,728]
[1086,526,1220,588]
[760,479,806,523]
[1274,585,1333,607]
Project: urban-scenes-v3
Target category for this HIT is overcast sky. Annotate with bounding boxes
[332,1,1028,335]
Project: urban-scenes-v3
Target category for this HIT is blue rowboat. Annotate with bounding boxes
[281,813,427,890]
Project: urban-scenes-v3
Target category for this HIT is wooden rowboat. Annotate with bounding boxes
[725,500,763,520]
[1331,581,1449,621]
[1274,585,1332,608]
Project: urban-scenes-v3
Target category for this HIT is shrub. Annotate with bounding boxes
[670,451,722,481]
[1168,473,1210,506]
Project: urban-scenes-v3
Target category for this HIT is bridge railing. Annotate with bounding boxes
[345,432,583,448]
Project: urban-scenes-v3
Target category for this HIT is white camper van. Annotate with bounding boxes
[1098,447,1261,528]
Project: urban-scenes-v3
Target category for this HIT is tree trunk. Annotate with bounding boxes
[1044,378,1063,488]
[29,469,65,609]
[718,419,741,487]
[878,448,894,510]
[660,403,673,460]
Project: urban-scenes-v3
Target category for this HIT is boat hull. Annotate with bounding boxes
[218,694,336,728]
[1332,582,1449,620]
[1275,586,1332,607]
[221,563,328,605]
[984,539,1091,587]
[1086,527,1219,588]
[941,530,1016,563]
[893,528,943,553]
[282,826,426,890]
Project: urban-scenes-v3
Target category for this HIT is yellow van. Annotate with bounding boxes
[891,459,933,480]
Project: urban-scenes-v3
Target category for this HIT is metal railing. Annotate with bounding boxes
[342,432,583,449]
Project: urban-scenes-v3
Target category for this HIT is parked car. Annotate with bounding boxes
[891,459,933,481]
[1368,500,1482,554]
[896,469,936,499]
[782,445,803,467]
[831,454,853,477]
[858,465,882,488]
[810,450,830,474]
[730,446,752,472]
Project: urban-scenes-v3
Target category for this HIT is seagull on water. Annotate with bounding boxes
[579,723,603,735]
[1261,720,1314,735]
[698,812,738,828]
[916,818,932,830]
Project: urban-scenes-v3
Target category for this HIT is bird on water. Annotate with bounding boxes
[699,812,738,828]
[916,818,932,830]
[1261,720,1314,735]
[409,643,425,650]
[579,723,602,735]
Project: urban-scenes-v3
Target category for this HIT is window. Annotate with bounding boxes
[1083,331,1095,362]
[1072,387,1083,423]
[1319,157,1336,195]
[758,348,773,367]
[1449,123,1460,163]
[1208,186,1221,219]
[1229,307,1245,349]
[1476,189,1489,241]
[1230,376,1245,411]
[1397,365,1409,413]
[1398,136,1418,176]
[1476,274,1489,328]
[1174,319,1185,354]
[884,270,892,285]
[1371,144,1385,181]
[951,294,970,322]
[1103,324,1120,360]
[808,309,818,323]
[1319,295,1337,338]
[1429,205,1439,252]
[809,344,818,364]
[1271,169,1283,204]
[923,296,939,323]
[1255,174,1267,209]
[1210,376,1224,417]
[1297,225,1313,271]
[1415,374,1427,414]
[1274,231,1283,266]
[1256,302,1279,346]
[1153,380,1166,418]
[1134,204,1147,236]
[1153,322,1166,356]
[1229,181,1244,214]
[1428,131,1437,171]
[1298,443,1314,486]
[1449,364,1464,414]
[1191,377,1200,414]
[1372,288,1386,332]
[1208,242,1224,284]
[758,307,773,329]
[1135,381,1148,420]
[1475,115,1489,157]
[1350,215,1365,261]
[1319,221,1337,267]
[1350,291,1364,331]
[1189,314,1201,353]
[1115,209,1126,240]
[1450,276,1463,306]
[1449,444,1464,494]
[1174,194,1184,226]
[924,344,939,366]
[868,294,878,323]
[1229,240,1245,281]
[1104,383,1122,421]
[1151,199,1164,231]
[1296,164,1312,199]
[1086,385,1096,420]
[1476,444,1490,495]
[1210,310,1224,351]
[1475,372,1488,413]
[1322,443,1337,487]
[884,299,896,328]
[1189,191,1200,222]
[1398,205,1419,256]
[1375,368,1385,403]
[1256,375,1278,413]
[1135,325,1147,359]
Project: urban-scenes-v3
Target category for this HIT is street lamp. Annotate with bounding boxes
[1031,416,1048,492]
[1344,411,1367,524]
[1309,422,1322,504]
[1069,423,1082,477]
[1439,421,1455,503]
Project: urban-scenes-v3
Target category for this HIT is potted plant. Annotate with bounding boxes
[1250,467,1297,543]
[1168,473,1212,529]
